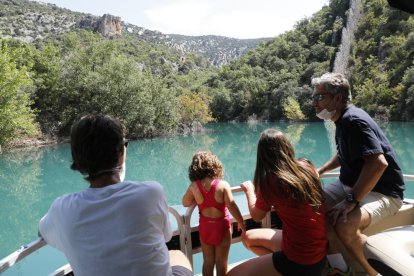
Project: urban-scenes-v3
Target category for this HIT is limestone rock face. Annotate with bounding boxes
[97,14,121,37]
[79,14,121,37]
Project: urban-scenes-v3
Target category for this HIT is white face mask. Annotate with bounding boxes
[316,109,336,120]
[118,163,126,182]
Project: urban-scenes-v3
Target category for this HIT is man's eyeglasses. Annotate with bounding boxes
[124,139,129,148]
[310,93,330,101]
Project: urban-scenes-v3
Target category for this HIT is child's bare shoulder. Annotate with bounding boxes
[217,180,231,191]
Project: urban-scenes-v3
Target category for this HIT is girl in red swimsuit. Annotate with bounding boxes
[182,151,246,276]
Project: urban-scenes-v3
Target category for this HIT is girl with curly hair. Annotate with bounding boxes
[182,151,245,276]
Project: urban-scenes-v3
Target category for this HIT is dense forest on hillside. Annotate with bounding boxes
[349,0,414,121]
[0,30,215,147]
[0,0,413,149]
[205,0,413,122]
[0,0,267,65]
[204,0,349,121]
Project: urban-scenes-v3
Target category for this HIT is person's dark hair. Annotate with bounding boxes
[311,72,351,103]
[253,129,324,210]
[70,114,125,181]
[188,151,224,182]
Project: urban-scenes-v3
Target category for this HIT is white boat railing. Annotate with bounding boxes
[321,172,414,181]
[0,238,46,273]
[1,173,413,275]
[169,206,187,253]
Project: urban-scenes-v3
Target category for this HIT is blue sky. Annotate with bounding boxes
[40,0,329,39]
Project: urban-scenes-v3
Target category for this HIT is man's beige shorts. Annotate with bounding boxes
[324,180,402,225]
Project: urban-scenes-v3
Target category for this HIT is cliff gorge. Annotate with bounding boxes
[0,0,269,66]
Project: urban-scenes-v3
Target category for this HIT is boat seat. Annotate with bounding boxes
[364,225,414,276]
[346,200,414,274]
[363,199,414,236]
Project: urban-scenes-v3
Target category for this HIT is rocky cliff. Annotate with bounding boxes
[79,14,122,37]
[333,0,363,75]
[123,23,270,66]
[0,0,269,66]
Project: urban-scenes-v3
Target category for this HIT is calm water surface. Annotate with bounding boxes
[1,122,414,275]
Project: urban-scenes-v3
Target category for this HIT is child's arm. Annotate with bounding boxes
[182,183,196,207]
[223,181,246,233]
[240,181,267,222]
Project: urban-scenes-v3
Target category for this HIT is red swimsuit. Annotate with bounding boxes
[196,179,232,246]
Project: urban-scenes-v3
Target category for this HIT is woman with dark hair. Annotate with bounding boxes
[39,114,192,276]
[227,128,327,276]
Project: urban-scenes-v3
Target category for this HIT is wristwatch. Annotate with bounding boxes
[345,193,359,204]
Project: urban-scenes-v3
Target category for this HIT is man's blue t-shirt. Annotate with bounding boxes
[335,105,405,199]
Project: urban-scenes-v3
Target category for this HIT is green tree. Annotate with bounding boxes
[178,91,214,125]
[283,96,306,120]
[35,32,182,137]
[350,0,414,120]
[209,87,234,121]
[0,44,38,147]
[398,66,414,120]
[31,44,61,134]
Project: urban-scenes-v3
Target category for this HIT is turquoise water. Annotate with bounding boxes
[1,121,414,275]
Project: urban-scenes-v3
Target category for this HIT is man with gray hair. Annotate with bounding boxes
[311,72,405,276]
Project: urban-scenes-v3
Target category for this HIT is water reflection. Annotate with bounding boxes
[380,122,414,173]
[0,145,82,258]
[285,123,306,145]
[0,148,43,255]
